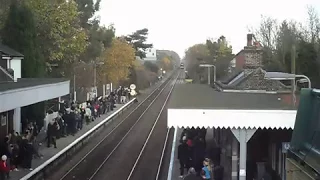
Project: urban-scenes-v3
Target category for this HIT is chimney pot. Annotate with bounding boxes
[247,34,253,46]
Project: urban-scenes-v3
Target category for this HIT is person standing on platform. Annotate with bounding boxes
[0,155,10,180]
[201,159,211,180]
[178,136,190,178]
[47,119,59,148]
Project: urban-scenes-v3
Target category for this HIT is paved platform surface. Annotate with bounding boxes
[10,75,173,180]
[10,103,125,179]
[169,128,215,180]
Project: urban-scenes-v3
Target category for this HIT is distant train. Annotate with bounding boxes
[180,63,184,69]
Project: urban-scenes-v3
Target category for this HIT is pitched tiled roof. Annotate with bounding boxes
[0,43,24,57]
[0,78,68,92]
[220,68,243,84]
[215,68,290,91]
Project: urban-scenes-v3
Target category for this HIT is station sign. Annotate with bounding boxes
[130,89,137,96]
[130,84,136,90]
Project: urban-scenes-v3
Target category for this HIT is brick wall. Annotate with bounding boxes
[280,93,300,107]
[235,51,245,68]
[243,48,263,68]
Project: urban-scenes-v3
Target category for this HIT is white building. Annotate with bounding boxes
[143,48,157,61]
[0,43,69,138]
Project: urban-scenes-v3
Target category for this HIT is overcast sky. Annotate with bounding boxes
[98,0,320,58]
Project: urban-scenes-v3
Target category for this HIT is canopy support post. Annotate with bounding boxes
[231,128,257,180]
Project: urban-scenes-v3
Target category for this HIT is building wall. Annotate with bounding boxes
[8,58,22,80]
[235,48,263,70]
[0,110,13,140]
[143,48,157,61]
[235,51,245,68]
[247,129,292,180]
[0,57,7,69]
[280,93,300,107]
[0,57,22,81]
[0,111,8,138]
[243,49,263,68]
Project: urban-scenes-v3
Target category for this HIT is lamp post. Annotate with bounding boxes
[199,64,216,85]
[93,61,105,89]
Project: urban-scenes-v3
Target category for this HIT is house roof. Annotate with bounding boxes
[215,68,291,91]
[0,43,24,58]
[168,83,296,110]
[219,68,243,84]
[0,78,68,93]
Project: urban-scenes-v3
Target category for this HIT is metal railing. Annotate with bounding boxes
[20,97,137,180]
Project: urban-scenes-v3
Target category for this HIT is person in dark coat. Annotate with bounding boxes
[178,136,190,178]
[56,112,65,138]
[180,129,189,143]
[69,107,77,135]
[0,137,10,160]
[22,136,33,170]
[47,120,59,148]
[213,164,224,180]
[192,137,206,174]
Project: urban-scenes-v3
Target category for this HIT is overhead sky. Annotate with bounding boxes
[98,0,320,58]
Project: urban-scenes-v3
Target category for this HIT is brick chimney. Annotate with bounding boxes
[247,34,253,46]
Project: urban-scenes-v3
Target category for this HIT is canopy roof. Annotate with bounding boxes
[168,109,296,129]
[167,84,297,129]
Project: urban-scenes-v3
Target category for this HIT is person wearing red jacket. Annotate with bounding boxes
[0,155,10,180]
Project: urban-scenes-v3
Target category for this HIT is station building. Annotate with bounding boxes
[166,34,299,180]
[0,44,70,139]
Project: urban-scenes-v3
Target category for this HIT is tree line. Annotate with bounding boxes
[0,0,178,92]
[184,6,320,87]
[183,36,234,83]
[253,6,320,87]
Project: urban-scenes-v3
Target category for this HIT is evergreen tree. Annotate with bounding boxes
[1,1,45,78]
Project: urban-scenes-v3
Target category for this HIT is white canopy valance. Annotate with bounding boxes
[168,109,297,129]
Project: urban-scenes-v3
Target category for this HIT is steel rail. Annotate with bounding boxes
[86,72,180,180]
[126,72,179,180]
[59,73,176,180]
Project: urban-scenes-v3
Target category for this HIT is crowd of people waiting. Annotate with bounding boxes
[178,128,224,180]
[0,122,41,180]
[0,86,131,180]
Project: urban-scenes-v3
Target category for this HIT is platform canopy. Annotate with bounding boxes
[0,78,70,112]
[167,83,297,129]
[168,109,296,129]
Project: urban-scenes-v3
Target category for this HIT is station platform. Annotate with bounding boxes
[169,128,216,180]
[11,73,174,180]
[10,103,125,180]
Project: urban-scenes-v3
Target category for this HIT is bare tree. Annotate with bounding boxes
[256,15,278,50]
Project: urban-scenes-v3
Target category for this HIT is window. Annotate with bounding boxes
[1,114,7,126]
[152,53,154,56]
[149,49,151,52]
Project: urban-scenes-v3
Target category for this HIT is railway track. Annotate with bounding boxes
[51,70,181,180]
